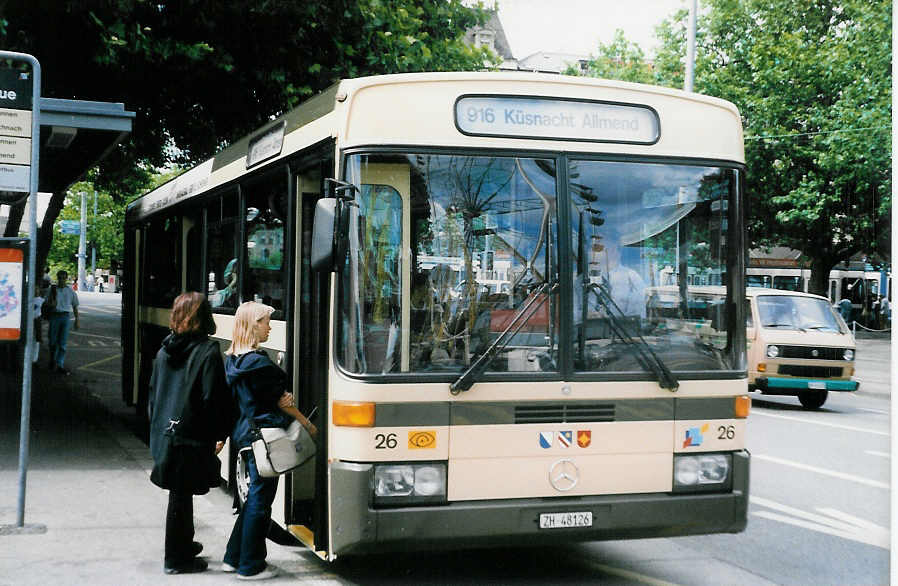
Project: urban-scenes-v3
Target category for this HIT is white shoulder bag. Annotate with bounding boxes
[251,420,316,477]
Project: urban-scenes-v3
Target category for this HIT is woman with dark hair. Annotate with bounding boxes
[148,291,233,574]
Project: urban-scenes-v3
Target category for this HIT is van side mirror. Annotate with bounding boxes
[311,198,337,272]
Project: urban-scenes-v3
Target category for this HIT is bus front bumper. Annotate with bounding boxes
[329,451,749,557]
[756,377,859,393]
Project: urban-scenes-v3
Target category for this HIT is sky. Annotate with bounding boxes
[495,0,687,59]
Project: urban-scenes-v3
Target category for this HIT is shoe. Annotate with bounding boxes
[164,558,208,574]
[237,566,279,580]
[192,541,203,557]
[221,562,237,573]
[57,367,71,376]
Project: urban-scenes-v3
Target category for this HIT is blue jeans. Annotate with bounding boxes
[47,312,72,368]
[224,452,279,576]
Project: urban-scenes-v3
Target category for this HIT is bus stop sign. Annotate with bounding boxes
[0,68,34,202]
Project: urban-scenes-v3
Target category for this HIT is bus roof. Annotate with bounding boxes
[127,72,744,224]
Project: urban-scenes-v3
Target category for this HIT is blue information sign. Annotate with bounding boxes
[59,220,81,235]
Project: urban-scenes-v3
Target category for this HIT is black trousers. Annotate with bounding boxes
[165,490,195,566]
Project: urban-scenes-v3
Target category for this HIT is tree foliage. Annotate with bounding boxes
[574,1,890,295]
[1,0,498,269]
[565,29,655,84]
[653,0,891,294]
[3,0,495,174]
[47,172,180,279]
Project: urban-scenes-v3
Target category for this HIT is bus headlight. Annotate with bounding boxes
[843,348,854,361]
[673,453,732,493]
[373,463,447,505]
[766,345,780,359]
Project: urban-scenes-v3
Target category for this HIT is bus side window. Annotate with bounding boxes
[142,218,181,307]
[243,177,288,317]
[185,212,203,294]
[208,192,240,311]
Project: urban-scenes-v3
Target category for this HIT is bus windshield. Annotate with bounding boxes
[757,295,844,333]
[339,153,558,375]
[337,152,741,377]
[570,160,735,373]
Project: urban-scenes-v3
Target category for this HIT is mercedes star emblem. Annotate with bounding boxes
[549,459,580,492]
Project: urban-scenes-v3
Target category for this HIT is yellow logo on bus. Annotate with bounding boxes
[408,430,437,449]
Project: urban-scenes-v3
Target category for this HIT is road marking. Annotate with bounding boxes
[79,306,121,315]
[69,331,119,341]
[751,410,889,437]
[852,406,889,415]
[865,450,890,459]
[751,496,889,549]
[77,353,122,376]
[753,454,889,489]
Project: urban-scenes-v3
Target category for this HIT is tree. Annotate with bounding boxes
[653,0,891,295]
[46,170,181,280]
[565,29,655,84]
[1,0,499,270]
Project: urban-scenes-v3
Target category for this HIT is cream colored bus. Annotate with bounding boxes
[124,72,750,560]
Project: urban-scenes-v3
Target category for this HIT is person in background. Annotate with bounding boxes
[838,297,853,324]
[47,270,79,375]
[222,301,316,580]
[596,237,647,318]
[880,294,891,329]
[32,284,44,362]
[148,292,233,575]
[213,259,239,308]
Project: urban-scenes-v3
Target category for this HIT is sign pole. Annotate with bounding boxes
[0,50,43,533]
[79,190,87,291]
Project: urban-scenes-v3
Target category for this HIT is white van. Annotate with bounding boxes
[747,287,858,409]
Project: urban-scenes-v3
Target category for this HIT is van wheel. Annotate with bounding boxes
[798,390,828,409]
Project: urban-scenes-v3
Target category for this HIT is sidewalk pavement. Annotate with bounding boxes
[0,343,341,585]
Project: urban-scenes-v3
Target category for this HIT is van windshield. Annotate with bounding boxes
[757,295,844,333]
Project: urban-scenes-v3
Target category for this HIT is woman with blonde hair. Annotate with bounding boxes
[222,301,316,580]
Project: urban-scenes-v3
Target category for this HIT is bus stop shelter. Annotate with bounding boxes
[1,90,133,534]
[0,97,135,234]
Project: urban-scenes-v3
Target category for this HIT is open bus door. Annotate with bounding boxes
[285,158,332,558]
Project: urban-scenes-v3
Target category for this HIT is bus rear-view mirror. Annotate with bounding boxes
[311,198,337,271]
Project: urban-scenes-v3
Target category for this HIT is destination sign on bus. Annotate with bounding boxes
[246,121,286,168]
[455,96,659,144]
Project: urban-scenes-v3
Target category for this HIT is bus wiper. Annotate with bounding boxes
[450,281,557,395]
[587,281,679,392]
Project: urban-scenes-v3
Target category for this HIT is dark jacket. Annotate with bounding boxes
[225,350,292,449]
[148,333,233,494]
